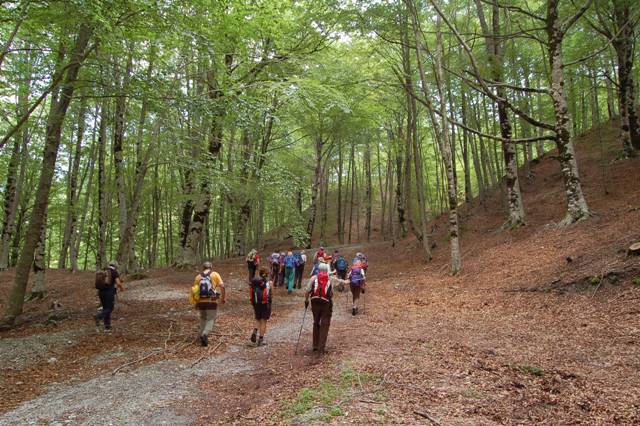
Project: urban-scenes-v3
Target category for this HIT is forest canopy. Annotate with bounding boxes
[0,0,638,320]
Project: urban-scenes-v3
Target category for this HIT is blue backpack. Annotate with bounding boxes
[293,252,303,266]
[284,255,295,268]
[335,256,347,271]
[350,266,364,285]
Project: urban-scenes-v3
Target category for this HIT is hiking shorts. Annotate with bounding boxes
[253,303,272,320]
[350,283,363,299]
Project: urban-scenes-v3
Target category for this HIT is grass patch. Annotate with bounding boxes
[462,387,487,399]
[632,277,640,286]
[513,364,544,377]
[588,276,601,286]
[281,362,379,422]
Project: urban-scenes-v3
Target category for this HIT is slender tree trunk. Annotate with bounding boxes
[59,95,87,268]
[71,131,97,272]
[547,0,591,225]
[96,100,108,269]
[4,23,93,323]
[305,135,323,248]
[364,139,372,242]
[337,140,344,243]
[30,213,47,299]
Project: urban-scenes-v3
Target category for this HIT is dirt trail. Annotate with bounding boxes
[0,275,355,425]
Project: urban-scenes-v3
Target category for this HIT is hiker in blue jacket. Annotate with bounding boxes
[284,251,297,293]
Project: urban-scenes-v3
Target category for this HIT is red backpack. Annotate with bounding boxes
[311,272,332,301]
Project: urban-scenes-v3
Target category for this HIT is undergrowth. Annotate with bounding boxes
[281,361,378,422]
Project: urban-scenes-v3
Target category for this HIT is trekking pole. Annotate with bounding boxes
[363,288,366,314]
[294,306,308,355]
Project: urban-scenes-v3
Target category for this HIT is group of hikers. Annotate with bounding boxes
[192,246,369,353]
[93,246,368,355]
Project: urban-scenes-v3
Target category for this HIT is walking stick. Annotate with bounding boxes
[294,306,308,355]
[363,288,366,314]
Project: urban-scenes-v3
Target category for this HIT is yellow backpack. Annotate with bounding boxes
[188,283,200,305]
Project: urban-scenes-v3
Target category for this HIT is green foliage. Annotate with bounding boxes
[632,277,640,286]
[514,364,545,377]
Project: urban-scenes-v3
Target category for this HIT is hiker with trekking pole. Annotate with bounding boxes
[300,262,348,354]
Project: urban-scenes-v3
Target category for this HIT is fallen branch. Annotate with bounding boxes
[112,349,163,375]
[414,410,442,426]
[190,340,224,368]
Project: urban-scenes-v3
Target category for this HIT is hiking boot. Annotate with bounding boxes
[104,326,112,333]
[200,334,208,347]
[250,329,257,343]
[352,307,356,316]
[257,336,264,346]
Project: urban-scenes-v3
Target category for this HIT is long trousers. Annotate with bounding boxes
[311,299,332,352]
[96,287,116,328]
[198,309,218,337]
[294,264,305,288]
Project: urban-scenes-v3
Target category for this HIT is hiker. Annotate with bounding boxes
[246,249,260,282]
[333,250,349,280]
[283,250,296,293]
[313,246,325,264]
[348,260,366,316]
[249,268,272,346]
[304,263,347,353]
[278,251,286,287]
[94,261,124,332]
[269,250,281,286]
[192,261,225,346]
[356,252,368,272]
[294,249,306,289]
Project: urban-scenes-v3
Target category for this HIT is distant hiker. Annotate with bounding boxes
[294,250,306,289]
[246,249,260,282]
[356,252,368,271]
[94,261,124,332]
[192,261,225,346]
[313,246,325,264]
[304,263,347,353]
[249,268,272,346]
[333,251,349,280]
[278,251,286,287]
[269,251,281,285]
[284,250,296,293]
[348,260,366,316]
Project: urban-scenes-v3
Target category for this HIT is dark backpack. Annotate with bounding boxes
[350,266,364,285]
[250,278,270,305]
[311,272,332,301]
[95,268,113,290]
[199,272,215,298]
[335,256,347,271]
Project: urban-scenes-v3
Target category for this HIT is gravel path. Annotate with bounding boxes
[0,293,352,426]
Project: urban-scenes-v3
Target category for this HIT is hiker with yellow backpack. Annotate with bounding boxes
[189,261,225,346]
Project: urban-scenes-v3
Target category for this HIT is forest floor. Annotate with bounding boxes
[1,122,640,425]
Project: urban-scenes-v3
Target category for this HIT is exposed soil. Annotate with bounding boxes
[1,121,639,425]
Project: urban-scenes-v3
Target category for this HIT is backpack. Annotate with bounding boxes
[293,252,303,266]
[95,267,113,290]
[311,272,332,301]
[199,272,216,298]
[284,255,295,268]
[270,253,280,264]
[247,250,257,262]
[350,266,364,286]
[250,278,270,305]
[335,256,347,271]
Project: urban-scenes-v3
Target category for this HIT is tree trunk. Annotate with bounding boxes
[547,0,591,225]
[364,139,372,242]
[96,100,108,269]
[337,140,344,244]
[305,135,323,248]
[0,137,22,270]
[4,23,93,323]
[30,213,47,299]
[59,95,87,268]
[476,0,525,228]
